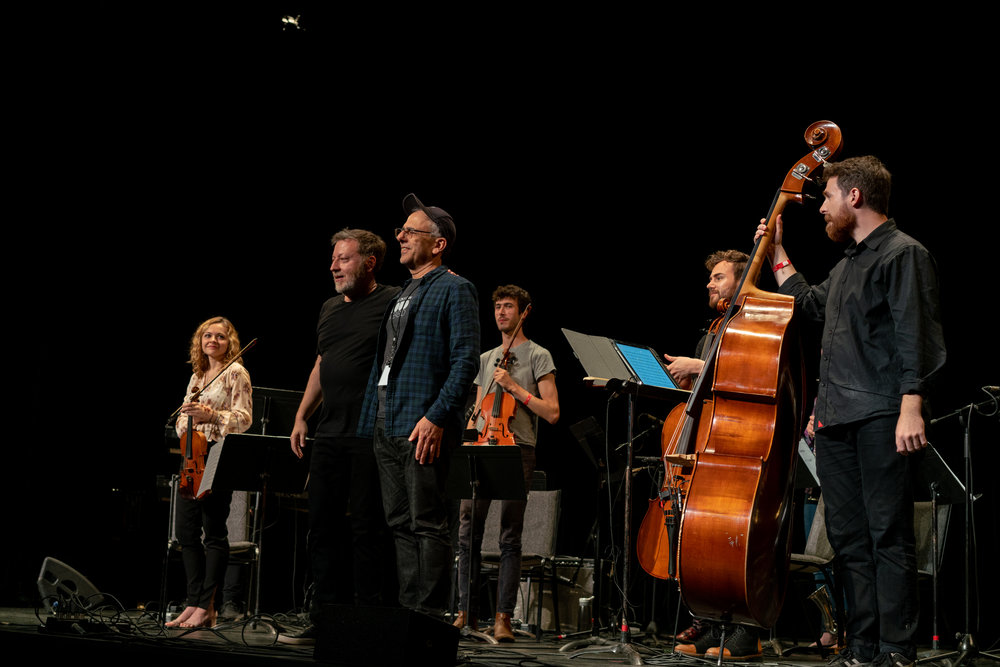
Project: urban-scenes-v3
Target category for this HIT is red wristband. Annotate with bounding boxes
[524,393,532,405]
[773,260,791,272]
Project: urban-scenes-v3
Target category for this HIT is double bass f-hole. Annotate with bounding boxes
[472,304,532,446]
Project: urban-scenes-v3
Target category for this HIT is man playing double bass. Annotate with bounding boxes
[661,249,765,660]
[756,155,946,667]
[453,284,560,640]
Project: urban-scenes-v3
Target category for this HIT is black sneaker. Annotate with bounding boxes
[277,625,318,646]
[217,601,245,623]
[828,648,868,667]
[866,652,914,667]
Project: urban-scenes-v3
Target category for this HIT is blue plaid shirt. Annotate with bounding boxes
[358,264,480,438]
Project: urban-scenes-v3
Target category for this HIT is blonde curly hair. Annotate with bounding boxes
[187,316,243,376]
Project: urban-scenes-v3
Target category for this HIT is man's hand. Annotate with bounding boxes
[755,215,785,257]
[896,394,928,456]
[410,417,444,464]
[290,418,309,459]
[494,367,516,393]
[663,354,703,390]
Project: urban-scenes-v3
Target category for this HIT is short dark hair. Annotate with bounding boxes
[331,228,388,272]
[705,249,749,278]
[823,155,892,217]
[492,284,532,313]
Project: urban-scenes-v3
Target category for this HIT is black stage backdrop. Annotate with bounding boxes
[7,5,998,649]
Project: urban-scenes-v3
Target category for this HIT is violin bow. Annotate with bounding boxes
[169,338,258,418]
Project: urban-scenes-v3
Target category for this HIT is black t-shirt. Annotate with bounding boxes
[315,283,400,438]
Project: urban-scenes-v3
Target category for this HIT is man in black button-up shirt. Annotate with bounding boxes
[757,156,946,667]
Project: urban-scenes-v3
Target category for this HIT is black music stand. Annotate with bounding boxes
[917,400,1000,667]
[446,445,525,644]
[561,328,688,665]
[249,386,308,437]
[911,443,966,659]
[211,433,309,627]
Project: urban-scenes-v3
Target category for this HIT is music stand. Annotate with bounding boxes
[559,418,615,648]
[561,328,687,665]
[909,444,964,658]
[446,445,525,644]
[915,408,998,667]
[212,433,309,626]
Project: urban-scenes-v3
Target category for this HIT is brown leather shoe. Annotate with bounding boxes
[704,625,761,660]
[674,623,722,656]
[492,612,515,642]
[452,610,477,629]
[676,624,703,642]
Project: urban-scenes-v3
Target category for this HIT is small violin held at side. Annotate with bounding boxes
[471,305,531,446]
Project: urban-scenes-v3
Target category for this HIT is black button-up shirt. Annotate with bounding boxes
[778,219,946,430]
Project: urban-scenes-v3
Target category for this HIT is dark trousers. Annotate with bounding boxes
[455,445,536,616]
[816,415,919,660]
[307,436,389,614]
[176,488,232,610]
[373,420,454,616]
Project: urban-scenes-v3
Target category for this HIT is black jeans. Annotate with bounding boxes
[307,436,389,614]
[373,419,454,616]
[176,487,232,610]
[455,445,536,616]
[816,415,919,660]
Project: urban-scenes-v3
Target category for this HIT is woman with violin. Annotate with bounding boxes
[167,316,253,629]
[454,285,560,641]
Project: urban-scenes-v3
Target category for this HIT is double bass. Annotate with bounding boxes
[636,121,842,628]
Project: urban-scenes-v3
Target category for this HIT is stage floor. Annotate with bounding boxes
[1,607,996,667]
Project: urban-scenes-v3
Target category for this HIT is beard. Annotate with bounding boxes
[335,264,368,297]
[825,212,856,243]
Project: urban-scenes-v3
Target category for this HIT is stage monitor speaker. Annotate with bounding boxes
[37,557,104,614]
[314,604,459,665]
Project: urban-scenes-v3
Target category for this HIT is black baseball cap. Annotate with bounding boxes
[402,193,456,249]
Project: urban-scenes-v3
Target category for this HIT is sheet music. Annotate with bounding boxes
[615,342,679,389]
[561,328,632,381]
[797,438,818,486]
[196,436,225,497]
[563,327,689,401]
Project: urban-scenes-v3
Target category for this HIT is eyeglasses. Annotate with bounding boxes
[394,226,435,238]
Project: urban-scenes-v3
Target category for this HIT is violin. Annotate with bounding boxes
[472,305,531,446]
[178,410,210,500]
[637,121,842,628]
[172,338,257,500]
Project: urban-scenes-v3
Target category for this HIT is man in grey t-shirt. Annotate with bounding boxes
[453,285,560,641]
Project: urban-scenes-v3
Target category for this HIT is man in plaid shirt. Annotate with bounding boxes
[358,193,480,618]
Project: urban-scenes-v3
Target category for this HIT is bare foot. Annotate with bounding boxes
[165,605,198,628]
[179,606,214,628]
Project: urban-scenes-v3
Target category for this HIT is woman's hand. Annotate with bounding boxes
[180,402,215,425]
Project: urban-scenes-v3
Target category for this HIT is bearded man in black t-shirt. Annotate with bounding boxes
[280,229,401,645]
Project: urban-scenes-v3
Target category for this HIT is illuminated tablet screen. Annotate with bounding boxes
[615,342,679,389]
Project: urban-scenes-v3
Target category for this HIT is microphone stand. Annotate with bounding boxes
[918,394,999,667]
[562,380,648,665]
